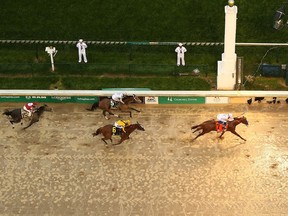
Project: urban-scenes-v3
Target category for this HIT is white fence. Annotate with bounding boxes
[0,90,287,97]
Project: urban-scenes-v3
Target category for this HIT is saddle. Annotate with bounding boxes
[21,108,37,118]
[112,126,122,135]
[110,100,118,108]
[216,121,228,132]
[21,108,30,118]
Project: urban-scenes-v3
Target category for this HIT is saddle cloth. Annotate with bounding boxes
[21,108,29,118]
[110,100,118,108]
[112,126,122,135]
[216,121,228,132]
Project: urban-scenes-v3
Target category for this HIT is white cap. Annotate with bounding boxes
[179,43,183,46]
[79,39,83,42]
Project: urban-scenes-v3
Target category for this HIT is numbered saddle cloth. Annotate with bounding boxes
[112,126,122,135]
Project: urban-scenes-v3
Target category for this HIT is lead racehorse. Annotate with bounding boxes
[191,116,249,141]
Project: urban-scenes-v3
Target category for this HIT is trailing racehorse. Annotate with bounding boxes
[23,104,53,129]
[191,116,249,141]
[3,104,52,129]
[92,122,145,146]
[87,95,142,119]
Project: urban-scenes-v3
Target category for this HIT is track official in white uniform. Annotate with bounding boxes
[76,39,88,63]
[175,43,187,66]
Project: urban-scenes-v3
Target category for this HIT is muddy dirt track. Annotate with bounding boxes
[0,102,288,215]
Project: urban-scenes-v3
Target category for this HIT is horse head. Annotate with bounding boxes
[236,116,248,126]
[40,104,52,111]
[136,121,145,131]
[34,104,52,116]
[123,95,142,104]
[132,95,142,103]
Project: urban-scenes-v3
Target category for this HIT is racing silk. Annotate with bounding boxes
[114,120,130,132]
[112,93,124,102]
[24,103,36,111]
[217,113,233,123]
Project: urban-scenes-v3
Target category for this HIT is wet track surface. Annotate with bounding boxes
[0,102,288,215]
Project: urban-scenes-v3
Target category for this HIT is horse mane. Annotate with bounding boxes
[234,116,245,120]
[35,105,47,115]
[123,95,136,104]
[123,95,134,100]
[126,123,136,129]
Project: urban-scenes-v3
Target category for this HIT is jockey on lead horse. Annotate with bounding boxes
[216,113,234,132]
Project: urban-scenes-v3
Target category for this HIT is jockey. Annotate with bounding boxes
[112,92,127,105]
[23,102,38,117]
[114,119,131,133]
[216,113,234,131]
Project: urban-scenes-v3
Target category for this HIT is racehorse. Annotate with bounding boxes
[191,116,249,141]
[3,104,52,129]
[92,122,145,146]
[87,95,142,119]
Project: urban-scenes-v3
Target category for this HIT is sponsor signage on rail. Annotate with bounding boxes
[0,96,98,103]
[205,97,229,104]
[144,96,159,104]
[158,96,205,104]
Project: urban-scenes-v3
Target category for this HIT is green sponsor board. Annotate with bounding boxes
[0,96,98,104]
[158,96,205,104]
[0,96,26,102]
[74,96,98,103]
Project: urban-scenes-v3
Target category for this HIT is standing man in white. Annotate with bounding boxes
[76,39,88,63]
[175,43,187,66]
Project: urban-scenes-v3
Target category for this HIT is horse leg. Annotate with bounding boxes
[218,131,226,139]
[10,120,15,129]
[230,130,247,141]
[103,110,109,119]
[192,131,207,141]
[103,110,113,119]
[108,111,119,118]
[129,107,140,112]
[114,134,128,145]
[192,127,202,133]
[118,109,132,118]
[102,138,110,148]
[103,109,118,119]
[101,138,108,145]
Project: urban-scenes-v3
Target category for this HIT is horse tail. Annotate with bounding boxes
[87,102,99,111]
[3,110,12,116]
[92,128,102,136]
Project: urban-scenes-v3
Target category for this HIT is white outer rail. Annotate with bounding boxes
[0,90,287,97]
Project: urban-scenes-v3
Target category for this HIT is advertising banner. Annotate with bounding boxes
[158,96,205,104]
[144,96,159,104]
[0,96,98,104]
[205,97,229,104]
